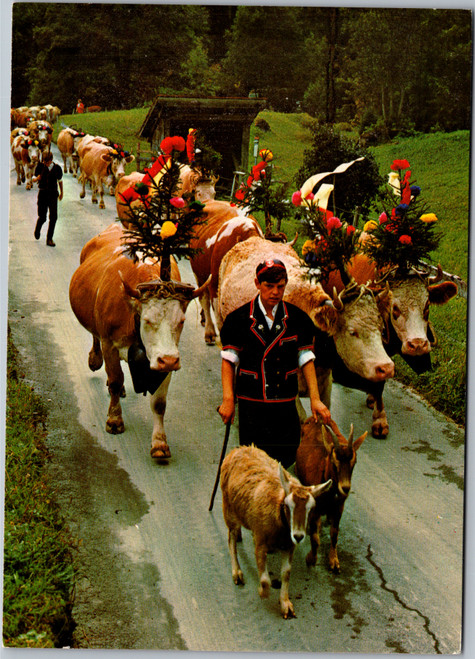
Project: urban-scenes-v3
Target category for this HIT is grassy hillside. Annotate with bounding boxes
[52,109,468,425]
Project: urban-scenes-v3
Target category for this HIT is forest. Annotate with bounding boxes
[11,4,472,139]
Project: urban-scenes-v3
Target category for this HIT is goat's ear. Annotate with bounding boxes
[352,431,368,451]
[310,479,332,499]
[278,463,291,496]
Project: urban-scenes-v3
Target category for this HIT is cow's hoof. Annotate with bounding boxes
[106,418,125,434]
[92,198,98,204]
[151,439,171,461]
[80,192,85,199]
[16,181,21,186]
[99,204,105,209]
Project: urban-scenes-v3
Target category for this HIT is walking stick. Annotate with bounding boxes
[209,413,232,512]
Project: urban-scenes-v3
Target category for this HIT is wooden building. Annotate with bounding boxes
[138,95,266,191]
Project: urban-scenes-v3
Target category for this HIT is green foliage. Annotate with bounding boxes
[4,336,74,648]
[296,123,383,221]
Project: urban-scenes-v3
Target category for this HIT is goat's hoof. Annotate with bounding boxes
[371,423,389,439]
[259,581,270,598]
[281,601,296,619]
[305,552,317,567]
[366,394,375,409]
[106,418,125,434]
[151,438,171,461]
[205,335,216,346]
[233,571,244,585]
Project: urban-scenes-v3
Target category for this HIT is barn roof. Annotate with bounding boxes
[138,95,266,139]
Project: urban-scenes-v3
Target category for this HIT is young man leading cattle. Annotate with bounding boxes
[218,258,331,467]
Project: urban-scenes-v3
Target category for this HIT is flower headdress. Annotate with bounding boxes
[362,159,440,275]
[293,187,361,286]
[119,136,206,281]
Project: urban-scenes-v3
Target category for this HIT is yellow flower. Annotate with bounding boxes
[160,221,177,239]
[363,220,378,232]
[302,239,316,257]
[420,213,438,223]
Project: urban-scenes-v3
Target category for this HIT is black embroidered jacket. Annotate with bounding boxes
[220,297,315,403]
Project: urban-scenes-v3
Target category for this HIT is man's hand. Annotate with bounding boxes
[311,399,331,425]
[218,399,235,424]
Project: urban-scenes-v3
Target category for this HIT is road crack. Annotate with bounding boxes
[366,544,441,654]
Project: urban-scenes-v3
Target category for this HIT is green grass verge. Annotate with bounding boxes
[3,332,75,648]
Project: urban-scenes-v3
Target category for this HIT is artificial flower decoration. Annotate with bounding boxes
[390,159,411,171]
[160,221,178,239]
[420,213,438,223]
[326,216,342,232]
[363,160,440,273]
[292,191,303,206]
[170,197,185,209]
[363,220,378,232]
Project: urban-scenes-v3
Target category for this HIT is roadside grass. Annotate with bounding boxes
[3,332,75,647]
[51,108,468,425]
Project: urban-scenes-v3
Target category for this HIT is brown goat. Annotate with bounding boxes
[220,445,332,618]
[295,418,367,572]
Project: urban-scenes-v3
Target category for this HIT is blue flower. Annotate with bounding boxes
[395,203,409,216]
[410,185,421,197]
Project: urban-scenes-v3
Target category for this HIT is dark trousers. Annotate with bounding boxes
[37,190,58,240]
[237,398,301,467]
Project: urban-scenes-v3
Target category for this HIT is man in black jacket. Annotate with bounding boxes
[33,150,63,247]
[218,258,331,466]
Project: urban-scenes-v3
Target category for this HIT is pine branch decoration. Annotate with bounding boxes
[362,160,441,275]
[119,142,207,281]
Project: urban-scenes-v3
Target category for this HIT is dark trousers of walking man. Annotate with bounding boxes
[36,190,58,244]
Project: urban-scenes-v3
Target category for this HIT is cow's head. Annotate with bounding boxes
[312,284,395,382]
[120,274,210,371]
[102,149,135,181]
[22,139,41,163]
[179,166,218,203]
[384,266,458,356]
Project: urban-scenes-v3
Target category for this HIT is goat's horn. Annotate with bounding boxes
[324,420,340,447]
[287,232,298,246]
[192,274,212,299]
[347,424,354,447]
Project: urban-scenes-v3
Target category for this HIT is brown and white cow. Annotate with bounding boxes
[28,120,53,155]
[323,253,458,437]
[189,200,264,344]
[69,223,209,460]
[78,142,135,208]
[57,127,86,176]
[11,134,41,189]
[216,236,395,409]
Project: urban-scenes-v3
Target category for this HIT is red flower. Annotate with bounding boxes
[390,159,410,171]
[379,212,388,224]
[171,136,186,151]
[399,234,412,245]
[291,191,302,206]
[346,225,356,235]
[326,216,342,233]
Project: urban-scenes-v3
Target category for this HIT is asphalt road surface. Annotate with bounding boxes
[6,145,466,654]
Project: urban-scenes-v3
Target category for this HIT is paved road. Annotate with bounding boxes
[6,145,466,654]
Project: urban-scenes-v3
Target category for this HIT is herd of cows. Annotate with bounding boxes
[10,112,459,618]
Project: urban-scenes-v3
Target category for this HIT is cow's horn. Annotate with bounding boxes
[192,274,212,299]
[332,286,344,311]
[287,232,298,246]
[118,270,140,299]
[428,263,444,285]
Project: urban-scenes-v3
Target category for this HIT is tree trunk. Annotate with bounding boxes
[325,8,339,123]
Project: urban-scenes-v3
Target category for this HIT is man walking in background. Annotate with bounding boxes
[33,150,63,247]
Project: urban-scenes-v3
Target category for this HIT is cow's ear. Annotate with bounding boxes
[428,281,457,305]
[125,155,135,164]
[312,301,338,335]
[118,270,141,300]
[101,153,113,163]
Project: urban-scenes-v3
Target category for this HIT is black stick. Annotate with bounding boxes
[209,419,232,512]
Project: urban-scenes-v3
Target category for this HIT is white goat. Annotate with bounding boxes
[220,445,332,618]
